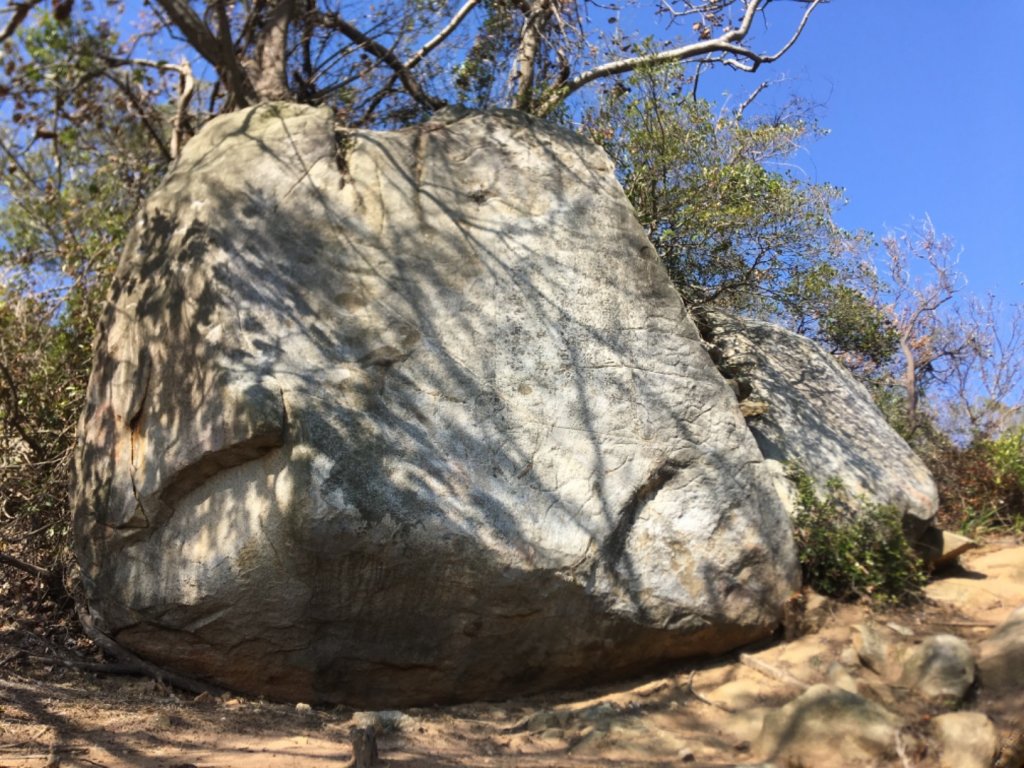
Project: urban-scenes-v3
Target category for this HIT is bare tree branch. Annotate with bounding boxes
[536,0,823,117]
[77,608,227,697]
[722,0,820,71]
[734,78,769,121]
[151,0,256,107]
[872,217,970,434]
[317,12,445,110]
[103,71,173,161]
[0,550,51,579]
[0,0,44,44]
[404,0,481,70]
[0,357,45,460]
[102,55,201,158]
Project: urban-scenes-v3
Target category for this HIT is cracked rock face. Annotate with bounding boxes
[72,103,799,707]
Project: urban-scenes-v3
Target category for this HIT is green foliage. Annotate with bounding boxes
[931,426,1024,537]
[789,466,926,603]
[584,64,895,367]
[785,263,899,370]
[987,425,1024,491]
[0,16,168,581]
[0,280,91,571]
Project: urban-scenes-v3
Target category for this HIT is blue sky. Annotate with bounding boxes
[702,1,1024,308]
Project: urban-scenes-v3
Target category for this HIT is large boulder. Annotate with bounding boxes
[72,104,799,707]
[698,311,938,538]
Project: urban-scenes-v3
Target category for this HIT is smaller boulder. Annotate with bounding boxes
[851,622,901,678]
[930,712,999,768]
[754,683,902,765]
[978,605,1024,691]
[898,634,975,702]
[699,310,938,540]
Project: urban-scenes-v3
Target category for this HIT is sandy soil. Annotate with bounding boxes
[2,538,1023,768]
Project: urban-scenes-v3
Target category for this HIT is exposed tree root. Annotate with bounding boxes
[76,607,226,698]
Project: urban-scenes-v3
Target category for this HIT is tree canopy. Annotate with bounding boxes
[583,62,899,368]
[2,0,825,130]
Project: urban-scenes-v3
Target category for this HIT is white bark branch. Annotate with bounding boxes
[405,0,482,70]
[536,0,823,117]
[722,0,820,71]
[102,55,196,158]
[171,59,195,159]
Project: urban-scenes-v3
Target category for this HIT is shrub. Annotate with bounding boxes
[0,278,94,595]
[789,467,926,602]
[929,426,1024,537]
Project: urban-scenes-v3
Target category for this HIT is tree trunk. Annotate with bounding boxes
[349,726,380,767]
[899,334,918,435]
[249,0,297,101]
[510,0,550,111]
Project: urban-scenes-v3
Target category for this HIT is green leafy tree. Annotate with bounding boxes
[584,63,896,365]
[0,16,169,586]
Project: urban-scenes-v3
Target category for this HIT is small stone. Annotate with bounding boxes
[886,622,914,637]
[576,702,619,722]
[978,605,1024,691]
[838,646,861,668]
[899,634,975,702]
[537,727,565,741]
[851,622,897,677]
[295,702,312,714]
[554,709,573,728]
[678,747,696,762]
[754,684,901,765]
[931,712,998,768]
[802,591,832,635]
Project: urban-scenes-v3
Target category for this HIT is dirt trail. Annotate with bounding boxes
[2,538,1023,768]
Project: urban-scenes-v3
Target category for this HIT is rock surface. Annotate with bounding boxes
[931,712,999,768]
[72,104,799,706]
[8,540,1024,767]
[699,310,938,538]
[753,683,901,765]
[978,605,1024,692]
[898,633,975,701]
